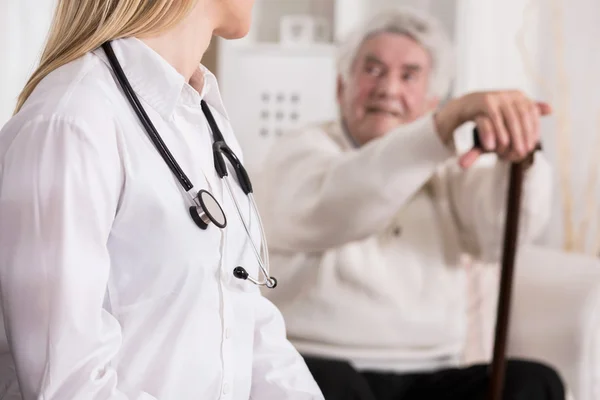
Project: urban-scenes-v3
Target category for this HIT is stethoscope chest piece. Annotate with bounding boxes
[189,189,227,229]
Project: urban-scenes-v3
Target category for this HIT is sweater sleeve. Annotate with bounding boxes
[255,114,455,252]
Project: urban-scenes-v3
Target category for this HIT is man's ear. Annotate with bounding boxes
[336,75,345,104]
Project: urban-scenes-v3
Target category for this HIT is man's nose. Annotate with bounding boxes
[373,75,404,98]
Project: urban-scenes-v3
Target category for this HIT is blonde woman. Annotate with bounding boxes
[0,1,323,399]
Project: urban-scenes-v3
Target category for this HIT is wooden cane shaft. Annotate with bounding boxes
[486,161,526,400]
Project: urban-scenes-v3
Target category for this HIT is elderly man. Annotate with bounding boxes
[255,7,564,400]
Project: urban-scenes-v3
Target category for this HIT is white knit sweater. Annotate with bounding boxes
[254,114,552,373]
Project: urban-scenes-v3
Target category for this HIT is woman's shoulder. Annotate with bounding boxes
[15,50,122,129]
[0,52,126,161]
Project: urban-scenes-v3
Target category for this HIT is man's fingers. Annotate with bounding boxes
[515,101,538,152]
[500,102,525,157]
[459,148,482,169]
[532,103,541,148]
[536,101,553,116]
[451,92,549,164]
[475,116,495,151]
[483,97,509,150]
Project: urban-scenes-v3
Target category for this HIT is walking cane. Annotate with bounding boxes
[472,129,541,400]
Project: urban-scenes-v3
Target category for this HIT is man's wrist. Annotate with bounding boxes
[433,109,454,146]
[433,102,460,146]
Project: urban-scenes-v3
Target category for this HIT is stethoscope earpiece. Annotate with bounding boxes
[233,266,249,280]
[233,266,277,289]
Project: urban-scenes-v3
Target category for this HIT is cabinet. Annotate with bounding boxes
[217,0,459,173]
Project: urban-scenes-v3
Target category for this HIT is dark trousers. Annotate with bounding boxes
[304,356,565,400]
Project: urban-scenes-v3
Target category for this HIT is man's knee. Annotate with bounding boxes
[303,356,376,400]
[504,360,565,399]
[304,356,357,381]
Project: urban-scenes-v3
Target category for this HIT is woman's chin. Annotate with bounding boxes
[214,23,251,40]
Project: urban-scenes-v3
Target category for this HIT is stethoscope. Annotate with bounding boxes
[101,41,277,289]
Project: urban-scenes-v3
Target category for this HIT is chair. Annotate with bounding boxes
[464,245,600,400]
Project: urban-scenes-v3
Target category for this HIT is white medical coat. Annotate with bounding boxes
[0,37,323,400]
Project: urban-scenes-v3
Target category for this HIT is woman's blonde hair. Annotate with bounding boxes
[14,0,197,113]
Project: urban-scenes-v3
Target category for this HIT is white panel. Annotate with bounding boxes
[219,44,338,175]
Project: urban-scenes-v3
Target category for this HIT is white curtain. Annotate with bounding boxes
[534,0,600,255]
[453,0,539,95]
[452,0,539,152]
[0,0,55,127]
[455,0,600,256]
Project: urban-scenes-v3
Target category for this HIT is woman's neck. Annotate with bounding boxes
[139,3,216,88]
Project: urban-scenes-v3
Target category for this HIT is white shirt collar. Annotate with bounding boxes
[92,37,228,120]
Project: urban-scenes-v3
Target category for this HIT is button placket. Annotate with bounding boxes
[219,289,235,399]
[215,202,234,400]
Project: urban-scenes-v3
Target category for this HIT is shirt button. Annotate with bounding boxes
[223,383,230,394]
[225,328,232,339]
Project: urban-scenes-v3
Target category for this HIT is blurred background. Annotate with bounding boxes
[1,0,599,257]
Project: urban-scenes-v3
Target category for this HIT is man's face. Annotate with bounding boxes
[338,32,438,146]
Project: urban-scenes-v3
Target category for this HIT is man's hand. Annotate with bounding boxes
[434,90,553,168]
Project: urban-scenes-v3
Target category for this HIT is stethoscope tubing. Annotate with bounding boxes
[101,40,276,289]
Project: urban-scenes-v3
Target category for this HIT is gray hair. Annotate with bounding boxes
[336,7,455,100]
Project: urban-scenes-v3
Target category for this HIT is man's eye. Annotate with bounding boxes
[403,72,416,81]
[365,65,383,76]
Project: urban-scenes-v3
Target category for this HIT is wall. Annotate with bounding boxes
[253,0,335,43]
[238,0,458,45]
[0,0,55,126]
[335,0,457,43]
[203,38,220,78]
